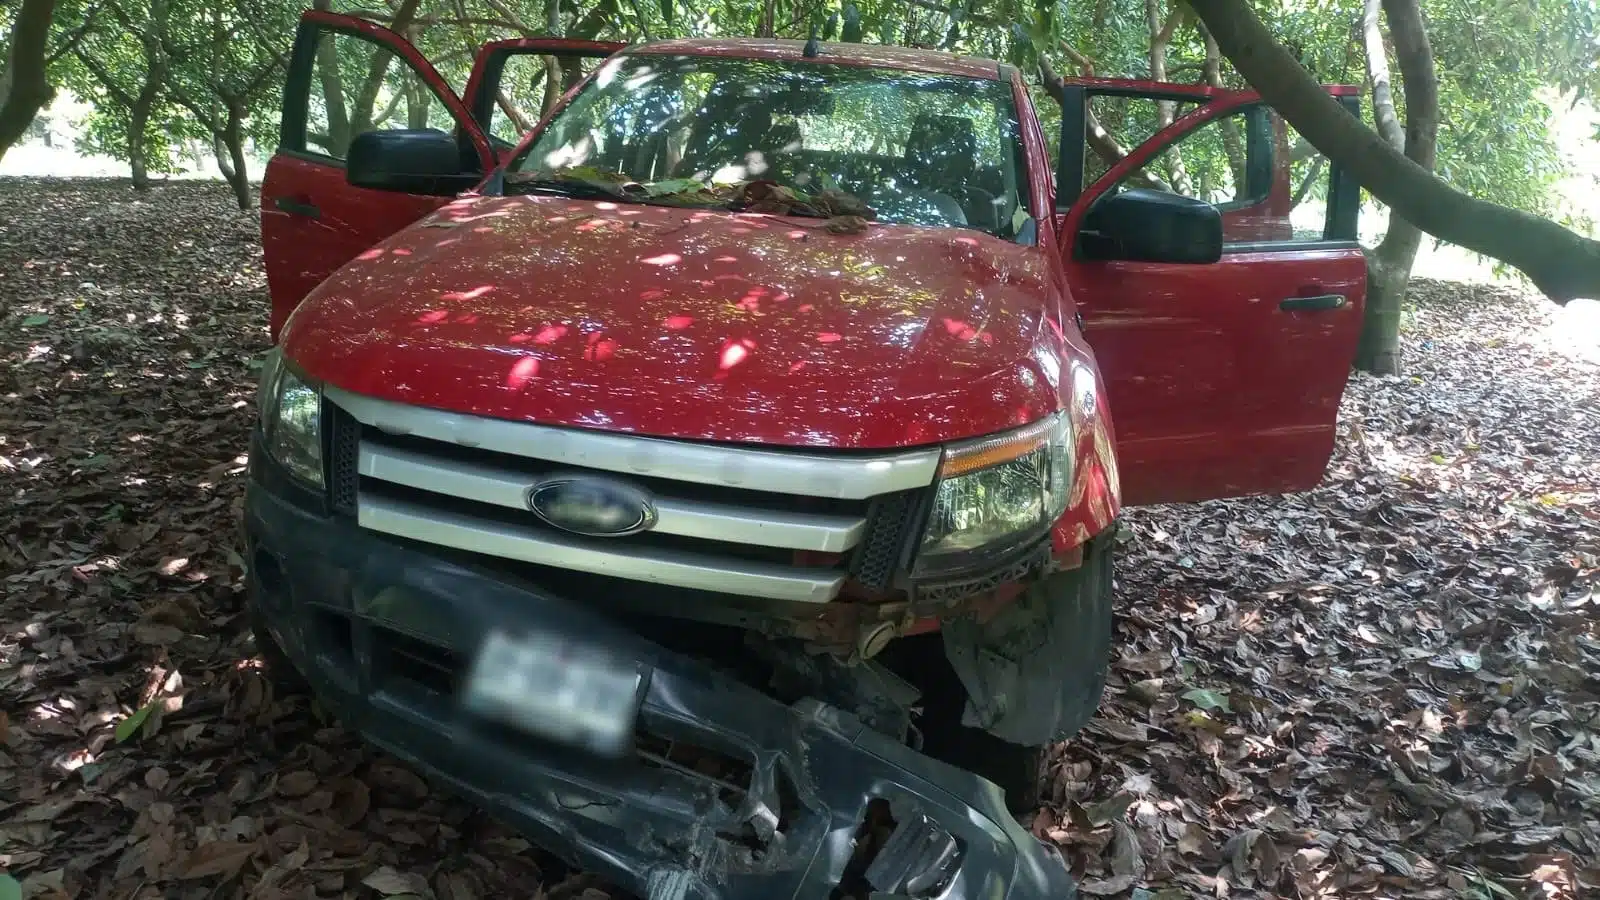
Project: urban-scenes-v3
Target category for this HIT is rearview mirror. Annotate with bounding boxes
[1078,188,1223,264]
[346,129,479,195]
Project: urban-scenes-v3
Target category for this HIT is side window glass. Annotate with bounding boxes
[1084,95,1201,188]
[300,29,459,161]
[1116,106,1330,244]
[487,53,607,147]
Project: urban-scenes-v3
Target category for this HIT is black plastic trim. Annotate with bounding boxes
[278,20,320,153]
[1325,95,1363,241]
[1223,238,1363,254]
[1054,85,1085,211]
[272,145,343,168]
[1243,105,1274,200]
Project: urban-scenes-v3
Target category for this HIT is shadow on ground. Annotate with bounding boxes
[2,178,1596,899]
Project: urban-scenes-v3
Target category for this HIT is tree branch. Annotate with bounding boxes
[1362,0,1404,152]
[1060,41,1095,75]
[72,44,135,107]
[45,0,106,65]
[1292,155,1325,207]
[904,0,997,27]
[1187,0,1600,303]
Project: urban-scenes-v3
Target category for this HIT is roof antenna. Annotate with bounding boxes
[803,24,821,57]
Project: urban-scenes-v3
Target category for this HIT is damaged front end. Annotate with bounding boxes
[245,475,1078,900]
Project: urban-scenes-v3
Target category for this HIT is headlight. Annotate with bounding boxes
[260,354,323,489]
[916,413,1073,575]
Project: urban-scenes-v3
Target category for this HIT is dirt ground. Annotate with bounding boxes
[2,178,1596,900]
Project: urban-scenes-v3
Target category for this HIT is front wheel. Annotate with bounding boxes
[897,536,1116,814]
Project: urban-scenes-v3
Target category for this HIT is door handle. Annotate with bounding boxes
[273,197,321,219]
[1279,294,1346,312]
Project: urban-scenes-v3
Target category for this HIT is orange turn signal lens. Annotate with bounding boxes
[938,416,1058,479]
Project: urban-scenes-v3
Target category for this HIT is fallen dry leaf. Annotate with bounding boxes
[362,865,428,896]
[824,214,870,235]
[177,839,259,880]
[331,776,371,826]
[275,770,318,798]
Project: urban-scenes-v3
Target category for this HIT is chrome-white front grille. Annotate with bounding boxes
[326,386,939,603]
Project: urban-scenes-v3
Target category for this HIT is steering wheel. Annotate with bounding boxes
[904,189,969,227]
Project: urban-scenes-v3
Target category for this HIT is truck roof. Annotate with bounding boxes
[625,38,1007,81]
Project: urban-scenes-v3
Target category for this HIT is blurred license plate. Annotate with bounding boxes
[460,628,644,758]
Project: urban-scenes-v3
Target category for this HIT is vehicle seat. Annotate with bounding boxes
[682,103,774,178]
[762,119,806,184]
[905,114,977,225]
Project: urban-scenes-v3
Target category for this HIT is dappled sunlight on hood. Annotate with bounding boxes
[279,194,1062,449]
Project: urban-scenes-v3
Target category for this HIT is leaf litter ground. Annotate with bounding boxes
[1,179,1596,900]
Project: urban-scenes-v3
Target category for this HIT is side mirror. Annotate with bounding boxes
[1078,188,1223,264]
[346,129,478,194]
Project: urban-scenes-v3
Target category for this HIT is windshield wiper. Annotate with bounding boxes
[504,177,629,201]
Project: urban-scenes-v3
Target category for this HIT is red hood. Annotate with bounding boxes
[280,194,1063,449]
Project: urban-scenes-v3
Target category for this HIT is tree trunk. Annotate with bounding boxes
[1200,22,1248,186]
[221,106,253,210]
[1188,0,1600,305]
[1146,1,1192,193]
[1353,0,1439,375]
[312,0,351,153]
[539,0,564,114]
[213,134,236,180]
[128,85,158,190]
[569,0,620,39]
[0,0,58,164]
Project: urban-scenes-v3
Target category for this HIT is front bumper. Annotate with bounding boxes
[243,456,1077,900]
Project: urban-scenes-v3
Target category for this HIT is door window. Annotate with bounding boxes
[487,52,606,146]
[1108,106,1331,245]
[294,29,462,161]
[1082,95,1202,190]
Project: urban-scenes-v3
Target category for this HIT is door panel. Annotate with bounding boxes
[1057,83,1367,506]
[261,11,493,341]
[1068,247,1365,505]
[261,154,455,339]
[463,39,628,160]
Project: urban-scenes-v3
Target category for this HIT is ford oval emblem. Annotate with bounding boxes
[526,476,657,538]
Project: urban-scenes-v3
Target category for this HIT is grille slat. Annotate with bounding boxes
[359,493,846,602]
[325,391,934,606]
[360,440,867,553]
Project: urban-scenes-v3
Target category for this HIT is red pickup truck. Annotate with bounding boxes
[247,11,1364,899]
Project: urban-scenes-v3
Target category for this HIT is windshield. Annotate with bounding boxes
[507,55,1032,238]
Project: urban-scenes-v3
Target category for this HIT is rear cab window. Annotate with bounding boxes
[505,54,1033,240]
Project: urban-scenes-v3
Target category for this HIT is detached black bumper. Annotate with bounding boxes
[243,459,1077,900]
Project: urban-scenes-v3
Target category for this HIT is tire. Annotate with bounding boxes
[896,539,1115,815]
[916,701,1048,815]
[248,593,307,692]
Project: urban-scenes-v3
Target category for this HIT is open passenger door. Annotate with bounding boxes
[260,11,496,341]
[463,39,627,161]
[1052,79,1367,506]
